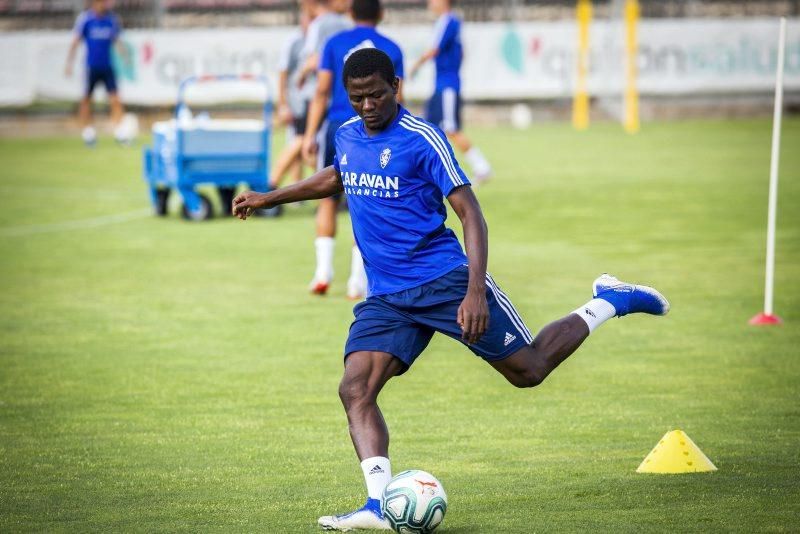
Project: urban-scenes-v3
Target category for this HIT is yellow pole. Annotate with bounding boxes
[623,0,640,133]
[572,0,592,130]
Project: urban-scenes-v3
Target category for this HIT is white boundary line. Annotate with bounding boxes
[0,208,152,237]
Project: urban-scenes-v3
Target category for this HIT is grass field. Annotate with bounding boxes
[1,118,799,532]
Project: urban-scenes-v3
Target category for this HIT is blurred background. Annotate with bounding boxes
[1,0,798,134]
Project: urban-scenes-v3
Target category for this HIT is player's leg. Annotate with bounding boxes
[489,315,589,388]
[346,245,367,300]
[109,92,124,127]
[268,136,303,189]
[311,196,338,294]
[80,69,97,146]
[310,119,339,295]
[319,351,400,531]
[490,274,670,388]
[339,350,404,460]
[441,88,491,182]
[319,297,431,531]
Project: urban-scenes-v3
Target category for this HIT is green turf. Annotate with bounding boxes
[1,118,798,532]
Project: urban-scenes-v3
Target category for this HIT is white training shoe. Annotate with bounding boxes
[318,499,391,531]
[81,126,97,147]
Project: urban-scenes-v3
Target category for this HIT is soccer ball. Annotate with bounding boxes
[381,470,447,534]
[509,103,533,130]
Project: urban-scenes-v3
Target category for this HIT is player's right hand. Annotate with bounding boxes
[64,65,72,78]
[232,191,266,220]
[277,104,292,126]
[301,134,318,166]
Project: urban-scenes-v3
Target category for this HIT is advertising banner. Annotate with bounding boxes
[0,18,797,106]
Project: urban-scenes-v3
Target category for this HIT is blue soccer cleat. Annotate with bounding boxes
[317,498,391,531]
[592,274,670,317]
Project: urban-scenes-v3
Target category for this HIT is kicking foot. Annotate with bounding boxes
[592,274,670,317]
[309,277,330,296]
[318,498,391,531]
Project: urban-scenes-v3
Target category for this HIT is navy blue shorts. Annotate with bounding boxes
[345,265,534,372]
[425,88,462,133]
[318,118,345,170]
[319,118,345,199]
[85,66,117,96]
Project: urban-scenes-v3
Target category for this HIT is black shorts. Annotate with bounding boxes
[291,101,310,135]
[85,66,117,96]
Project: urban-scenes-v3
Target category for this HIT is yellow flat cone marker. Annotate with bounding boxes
[636,430,717,474]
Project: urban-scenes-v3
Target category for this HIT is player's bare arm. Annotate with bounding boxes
[302,69,333,162]
[64,36,81,77]
[232,165,342,219]
[447,185,489,344]
[114,39,130,69]
[409,48,438,79]
[296,52,319,87]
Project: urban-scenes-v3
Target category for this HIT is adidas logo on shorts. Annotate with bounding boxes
[504,332,517,346]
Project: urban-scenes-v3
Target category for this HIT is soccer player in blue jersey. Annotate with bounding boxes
[64,0,128,146]
[409,0,492,183]
[233,49,669,531]
[302,0,405,300]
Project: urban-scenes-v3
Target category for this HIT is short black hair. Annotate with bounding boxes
[343,48,395,86]
[351,0,381,21]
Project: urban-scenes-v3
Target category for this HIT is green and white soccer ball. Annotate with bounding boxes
[381,470,447,534]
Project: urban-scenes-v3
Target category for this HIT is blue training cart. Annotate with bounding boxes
[142,74,274,220]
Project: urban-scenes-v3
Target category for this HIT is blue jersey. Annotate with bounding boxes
[333,106,471,296]
[73,10,121,69]
[431,13,462,91]
[319,25,405,123]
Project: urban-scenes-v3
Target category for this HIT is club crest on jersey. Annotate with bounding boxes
[380,148,391,169]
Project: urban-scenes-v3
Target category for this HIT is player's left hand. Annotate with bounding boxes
[457,288,489,345]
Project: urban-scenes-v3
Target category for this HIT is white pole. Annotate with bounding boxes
[763,17,786,316]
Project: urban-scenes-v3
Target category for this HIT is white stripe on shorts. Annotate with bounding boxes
[442,88,458,133]
[485,274,534,344]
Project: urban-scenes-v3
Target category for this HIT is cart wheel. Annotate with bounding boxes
[217,187,236,217]
[181,194,213,221]
[155,188,170,216]
[255,205,283,218]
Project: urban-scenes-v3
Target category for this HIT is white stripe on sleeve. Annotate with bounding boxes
[399,118,462,188]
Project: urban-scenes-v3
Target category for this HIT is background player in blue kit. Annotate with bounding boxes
[64,0,128,146]
[409,0,492,183]
[233,49,669,531]
[302,0,405,299]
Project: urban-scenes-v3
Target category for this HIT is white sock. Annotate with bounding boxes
[573,298,616,333]
[465,146,491,177]
[81,126,96,142]
[360,456,391,501]
[347,246,367,294]
[314,236,335,282]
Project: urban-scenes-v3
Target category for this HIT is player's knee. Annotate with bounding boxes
[509,368,545,389]
[338,377,373,409]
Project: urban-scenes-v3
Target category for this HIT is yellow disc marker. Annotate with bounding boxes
[636,430,717,474]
